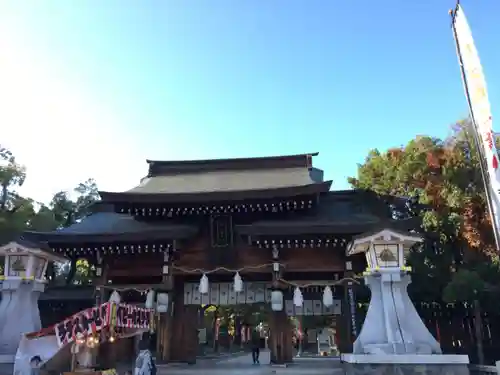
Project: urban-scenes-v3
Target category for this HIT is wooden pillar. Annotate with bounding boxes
[212,308,219,352]
[93,252,108,366]
[168,278,198,363]
[268,244,293,364]
[234,315,242,346]
[156,243,175,362]
[269,308,293,363]
[155,238,198,365]
[93,252,107,306]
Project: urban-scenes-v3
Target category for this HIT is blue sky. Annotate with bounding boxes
[1,1,499,203]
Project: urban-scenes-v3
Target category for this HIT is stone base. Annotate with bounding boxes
[341,354,470,375]
[0,354,15,364]
[0,280,44,358]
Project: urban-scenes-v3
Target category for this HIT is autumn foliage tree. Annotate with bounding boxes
[348,120,500,305]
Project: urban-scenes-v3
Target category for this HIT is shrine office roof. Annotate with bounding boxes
[99,152,332,203]
[23,203,198,243]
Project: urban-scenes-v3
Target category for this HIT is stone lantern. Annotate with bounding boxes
[0,239,67,363]
[345,228,441,355]
[340,227,470,374]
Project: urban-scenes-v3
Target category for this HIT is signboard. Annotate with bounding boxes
[55,303,111,347]
[115,304,151,329]
[54,303,152,347]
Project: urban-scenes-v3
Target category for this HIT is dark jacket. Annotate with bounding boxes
[251,330,261,348]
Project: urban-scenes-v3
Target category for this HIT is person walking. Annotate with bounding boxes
[251,328,261,364]
[134,336,156,375]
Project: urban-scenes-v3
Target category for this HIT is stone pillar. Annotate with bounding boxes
[0,280,44,362]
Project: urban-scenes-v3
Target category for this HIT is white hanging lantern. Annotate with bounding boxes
[322,286,333,307]
[199,274,209,294]
[271,290,284,311]
[234,272,243,293]
[109,290,121,304]
[145,290,156,309]
[293,287,303,307]
[156,293,169,313]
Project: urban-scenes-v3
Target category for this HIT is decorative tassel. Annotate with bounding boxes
[293,286,303,307]
[199,274,209,294]
[322,286,333,307]
[234,272,243,293]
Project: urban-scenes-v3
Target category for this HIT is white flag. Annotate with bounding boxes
[453,5,500,235]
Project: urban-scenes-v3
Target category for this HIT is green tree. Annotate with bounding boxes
[0,146,36,243]
[0,146,100,283]
[49,178,99,228]
[47,179,100,285]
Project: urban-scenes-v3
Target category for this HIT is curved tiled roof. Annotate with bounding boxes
[235,190,418,236]
[99,153,330,204]
[24,207,198,243]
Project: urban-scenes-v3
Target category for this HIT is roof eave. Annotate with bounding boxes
[236,221,379,237]
[237,217,420,240]
[23,227,198,245]
[99,181,333,204]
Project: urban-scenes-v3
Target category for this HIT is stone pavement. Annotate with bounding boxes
[158,350,344,374]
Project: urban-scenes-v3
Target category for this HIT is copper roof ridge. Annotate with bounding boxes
[145,152,319,165]
[145,153,319,176]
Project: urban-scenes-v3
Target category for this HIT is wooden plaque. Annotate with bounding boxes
[312,300,323,316]
[219,283,230,305]
[209,284,220,305]
[303,300,313,316]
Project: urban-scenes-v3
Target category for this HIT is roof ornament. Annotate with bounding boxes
[199,274,209,294]
[293,286,303,307]
[322,286,333,307]
[233,272,243,293]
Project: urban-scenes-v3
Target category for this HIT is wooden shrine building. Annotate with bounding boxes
[23,153,411,363]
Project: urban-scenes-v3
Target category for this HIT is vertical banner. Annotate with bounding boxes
[452,4,500,242]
